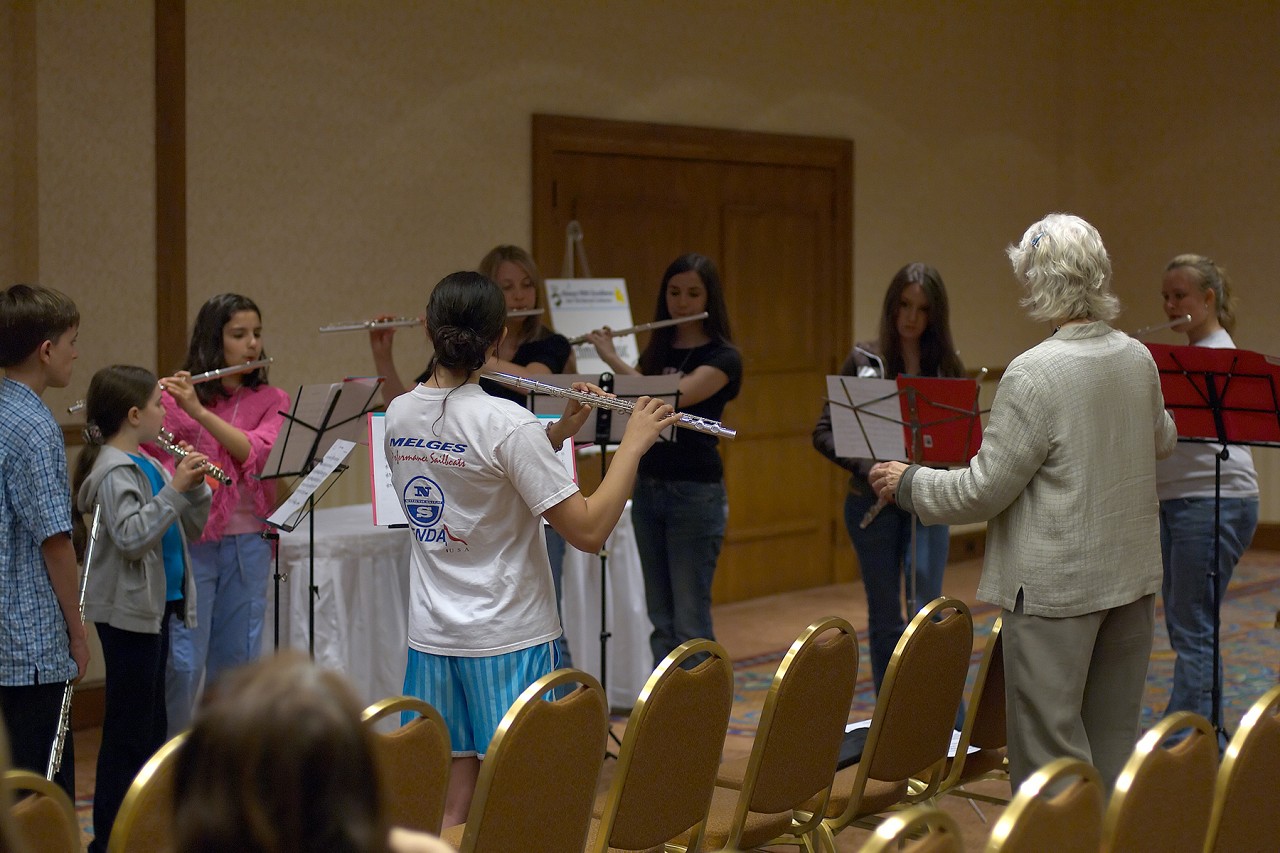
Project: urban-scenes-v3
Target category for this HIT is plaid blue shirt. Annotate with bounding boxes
[0,378,76,685]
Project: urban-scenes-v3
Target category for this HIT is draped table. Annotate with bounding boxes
[267,503,653,711]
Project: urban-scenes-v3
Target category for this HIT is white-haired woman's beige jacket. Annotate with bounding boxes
[899,321,1177,617]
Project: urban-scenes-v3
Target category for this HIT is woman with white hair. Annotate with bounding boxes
[869,213,1177,792]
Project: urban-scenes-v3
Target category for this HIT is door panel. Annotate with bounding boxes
[533,116,852,603]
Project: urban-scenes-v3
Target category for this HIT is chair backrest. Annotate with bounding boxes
[728,617,858,847]
[1204,683,1280,853]
[6,769,80,853]
[590,638,735,853]
[834,596,973,829]
[1101,711,1216,853]
[940,616,1005,789]
[457,668,608,853]
[857,804,963,853]
[984,757,1103,853]
[361,696,452,834]
[107,732,187,853]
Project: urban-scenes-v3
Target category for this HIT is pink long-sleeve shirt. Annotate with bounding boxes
[148,383,290,542]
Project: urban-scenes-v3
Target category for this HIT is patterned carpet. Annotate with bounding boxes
[728,549,1280,738]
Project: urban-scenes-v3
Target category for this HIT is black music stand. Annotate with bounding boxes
[825,374,985,617]
[526,372,678,724]
[1147,343,1280,743]
[259,377,382,656]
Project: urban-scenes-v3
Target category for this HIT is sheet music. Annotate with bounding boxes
[263,377,382,478]
[826,376,907,460]
[266,439,356,530]
[367,413,408,526]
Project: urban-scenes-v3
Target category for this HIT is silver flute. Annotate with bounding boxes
[481,371,737,439]
[1132,315,1191,337]
[187,358,273,384]
[567,312,709,345]
[73,359,275,412]
[47,504,100,780]
[320,308,543,333]
[156,428,234,485]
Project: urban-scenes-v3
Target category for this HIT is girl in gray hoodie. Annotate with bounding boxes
[74,365,211,853]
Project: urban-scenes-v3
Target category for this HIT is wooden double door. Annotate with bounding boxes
[532,115,855,602]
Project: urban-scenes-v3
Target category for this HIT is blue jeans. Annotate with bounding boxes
[631,477,727,667]
[1159,496,1258,726]
[166,533,271,735]
[844,487,950,691]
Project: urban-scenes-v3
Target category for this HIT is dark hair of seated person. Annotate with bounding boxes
[172,651,390,853]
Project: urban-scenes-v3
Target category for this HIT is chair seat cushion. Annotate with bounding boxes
[953,747,1007,784]
[805,762,910,819]
[670,784,792,850]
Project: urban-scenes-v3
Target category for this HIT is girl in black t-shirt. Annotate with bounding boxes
[584,253,742,665]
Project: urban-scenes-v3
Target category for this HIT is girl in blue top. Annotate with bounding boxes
[73,365,211,853]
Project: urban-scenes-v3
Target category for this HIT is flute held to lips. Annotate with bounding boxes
[1132,315,1191,338]
[481,371,737,439]
[567,312,709,346]
[320,309,543,334]
[184,358,274,385]
[155,428,233,486]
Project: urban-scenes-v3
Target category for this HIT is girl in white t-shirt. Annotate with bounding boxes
[384,271,678,827]
[1156,254,1259,735]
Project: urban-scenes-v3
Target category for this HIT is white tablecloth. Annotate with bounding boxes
[267,503,652,712]
[268,505,412,710]
[559,512,655,709]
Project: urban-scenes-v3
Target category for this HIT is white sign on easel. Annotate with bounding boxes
[544,278,637,376]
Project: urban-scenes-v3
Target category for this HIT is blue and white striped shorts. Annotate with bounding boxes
[402,640,558,758]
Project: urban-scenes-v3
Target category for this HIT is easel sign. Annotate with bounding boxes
[544,278,636,375]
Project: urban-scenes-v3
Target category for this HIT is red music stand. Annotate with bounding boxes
[826,373,986,611]
[1146,343,1280,739]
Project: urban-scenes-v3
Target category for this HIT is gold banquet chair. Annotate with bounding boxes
[586,638,735,853]
[983,757,1103,853]
[937,617,1009,806]
[1100,711,1216,853]
[362,696,452,835]
[1203,683,1280,853]
[674,617,859,852]
[107,732,186,853]
[857,804,963,853]
[811,597,973,851]
[6,770,80,853]
[441,668,608,853]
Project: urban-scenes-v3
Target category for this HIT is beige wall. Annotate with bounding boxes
[5,0,1279,518]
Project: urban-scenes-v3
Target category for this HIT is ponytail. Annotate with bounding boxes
[1166,254,1238,335]
[71,365,159,558]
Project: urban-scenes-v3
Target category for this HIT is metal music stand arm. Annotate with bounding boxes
[1146,344,1280,742]
[259,378,382,657]
[826,374,987,615]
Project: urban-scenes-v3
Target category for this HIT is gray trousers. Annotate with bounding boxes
[1002,593,1155,794]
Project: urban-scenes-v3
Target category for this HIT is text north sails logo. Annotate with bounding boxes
[401,475,468,551]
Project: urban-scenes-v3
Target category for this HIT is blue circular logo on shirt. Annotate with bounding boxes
[402,475,444,528]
